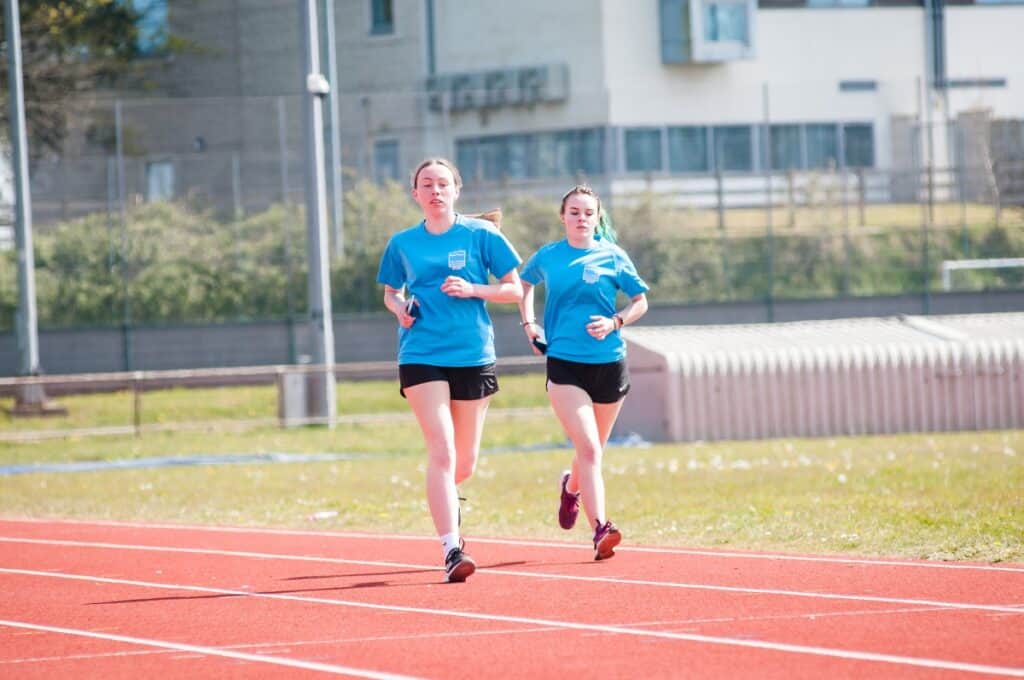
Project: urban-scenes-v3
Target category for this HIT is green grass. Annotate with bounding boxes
[1,376,1021,563]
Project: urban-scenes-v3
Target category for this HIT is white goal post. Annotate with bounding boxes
[941,258,1024,291]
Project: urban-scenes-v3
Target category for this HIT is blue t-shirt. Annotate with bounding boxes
[520,239,648,364]
[377,215,522,367]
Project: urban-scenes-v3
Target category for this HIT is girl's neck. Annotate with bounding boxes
[424,211,456,234]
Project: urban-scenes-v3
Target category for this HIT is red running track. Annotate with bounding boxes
[0,517,1022,679]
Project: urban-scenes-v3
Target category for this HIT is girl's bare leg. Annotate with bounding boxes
[404,381,459,536]
[451,397,491,485]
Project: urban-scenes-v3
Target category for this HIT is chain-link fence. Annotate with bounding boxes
[2,76,1024,337]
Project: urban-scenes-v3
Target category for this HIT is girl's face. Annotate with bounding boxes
[560,193,600,243]
[412,163,460,216]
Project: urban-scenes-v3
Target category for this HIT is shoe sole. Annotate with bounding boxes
[445,557,476,583]
[594,530,621,561]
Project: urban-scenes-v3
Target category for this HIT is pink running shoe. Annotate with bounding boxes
[558,470,580,530]
[593,521,621,561]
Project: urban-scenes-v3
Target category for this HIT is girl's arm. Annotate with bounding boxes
[614,293,649,329]
[440,269,524,304]
[383,285,416,329]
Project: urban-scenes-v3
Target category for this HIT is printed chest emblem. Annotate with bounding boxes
[448,250,467,270]
[582,264,601,284]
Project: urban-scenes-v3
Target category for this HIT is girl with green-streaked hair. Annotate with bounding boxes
[516,184,650,561]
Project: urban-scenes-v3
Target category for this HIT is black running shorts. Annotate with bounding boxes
[398,363,499,400]
[546,356,630,404]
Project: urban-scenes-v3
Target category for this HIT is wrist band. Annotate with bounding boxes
[521,319,535,327]
[613,314,624,329]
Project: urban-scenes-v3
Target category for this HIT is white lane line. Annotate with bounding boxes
[1,568,1022,677]
[0,618,424,679]
[1,627,559,666]
[3,517,1021,573]
[3,537,1023,615]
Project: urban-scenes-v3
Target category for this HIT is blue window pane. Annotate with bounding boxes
[373,140,400,184]
[843,124,874,168]
[576,129,605,177]
[505,135,530,179]
[371,0,394,35]
[534,133,559,177]
[132,0,168,56]
[667,126,708,172]
[703,1,748,44]
[455,140,479,183]
[625,128,663,172]
[659,0,691,63]
[769,124,802,170]
[712,125,752,171]
[146,161,174,201]
[806,124,839,169]
[808,0,870,6]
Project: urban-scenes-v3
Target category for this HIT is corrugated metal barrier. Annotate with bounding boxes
[616,313,1024,442]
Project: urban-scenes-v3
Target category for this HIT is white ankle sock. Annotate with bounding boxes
[441,532,461,557]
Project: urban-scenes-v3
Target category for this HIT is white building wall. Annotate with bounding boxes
[602,5,926,172]
[945,6,1024,119]
[431,0,610,135]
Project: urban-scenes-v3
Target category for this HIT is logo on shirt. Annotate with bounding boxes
[582,264,600,284]
[448,250,467,270]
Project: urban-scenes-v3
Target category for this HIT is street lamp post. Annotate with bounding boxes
[300,0,337,427]
[4,0,64,415]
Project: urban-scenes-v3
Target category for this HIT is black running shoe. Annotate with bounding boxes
[444,546,476,583]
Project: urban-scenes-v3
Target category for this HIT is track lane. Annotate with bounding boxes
[2,521,1022,678]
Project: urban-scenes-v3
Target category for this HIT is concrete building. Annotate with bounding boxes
[29,0,1024,220]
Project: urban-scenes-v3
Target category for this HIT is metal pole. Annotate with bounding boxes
[278,96,297,365]
[301,0,337,427]
[762,82,775,322]
[115,100,133,370]
[323,0,344,259]
[5,0,40,380]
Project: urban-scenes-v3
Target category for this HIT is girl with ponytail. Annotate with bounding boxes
[517,184,649,560]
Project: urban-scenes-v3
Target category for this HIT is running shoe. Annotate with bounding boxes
[558,470,580,530]
[593,520,621,561]
[444,546,476,583]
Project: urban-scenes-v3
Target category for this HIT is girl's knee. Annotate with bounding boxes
[575,442,602,466]
[427,446,456,473]
[454,456,478,485]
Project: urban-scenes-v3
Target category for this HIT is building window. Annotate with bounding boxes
[843,124,874,168]
[373,140,400,183]
[625,128,663,172]
[712,125,753,171]
[703,1,749,44]
[667,126,709,172]
[660,0,755,63]
[807,0,870,6]
[659,0,692,64]
[456,142,479,182]
[455,128,605,183]
[131,0,169,57]
[370,0,394,35]
[145,161,174,202]
[806,123,839,169]
[768,124,802,170]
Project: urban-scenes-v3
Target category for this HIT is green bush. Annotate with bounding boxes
[1,189,1022,331]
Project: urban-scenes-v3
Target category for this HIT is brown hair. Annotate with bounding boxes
[469,208,502,230]
[559,184,602,215]
[410,158,463,189]
[560,184,617,243]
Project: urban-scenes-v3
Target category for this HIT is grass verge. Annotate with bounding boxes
[1,377,1021,563]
